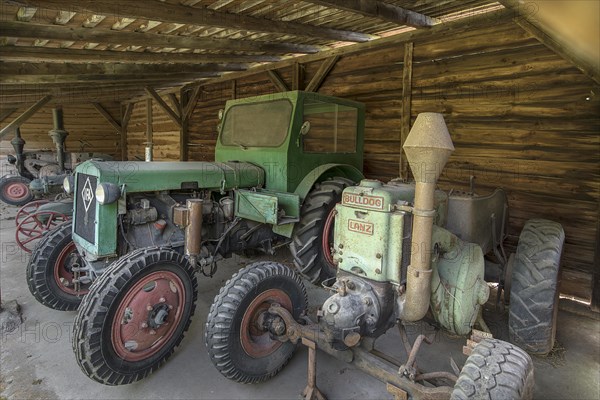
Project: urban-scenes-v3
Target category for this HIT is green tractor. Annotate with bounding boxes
[26,91,366,382]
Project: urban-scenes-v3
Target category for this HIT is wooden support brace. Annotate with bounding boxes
[184,85,201,121]
[145,86,182,127]
[0,94,52,139]
[400,42,414,180]
[267,70,290,92]
[0,108,17,123]
[179,88,190,161]
[167,93,181,116]
[306,56,339,92]
[92,102,122,133]
[231,79,237,99]
[146,98,153,161]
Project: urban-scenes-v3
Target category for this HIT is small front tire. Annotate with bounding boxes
[205,261,307,384]
[26,221,89,311]
[72,247,197,385]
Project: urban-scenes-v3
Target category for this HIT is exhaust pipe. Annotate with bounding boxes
[397,113,454,322]
[48,107,69,172]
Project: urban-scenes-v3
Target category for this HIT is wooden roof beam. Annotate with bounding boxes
[499,0,600,85]
[305,0,439,27]
[0,73,220,84]
[0,46,282,64]
[0,21,322,54]
[0,62,247,76]
[9,0,375,42]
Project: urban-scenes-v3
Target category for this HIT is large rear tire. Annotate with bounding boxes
[72,247,197,385]
[0,175,33,206]
[290,177,353,285]
[26,221,89,311]
[451,338,534,400]
[509,219,564,355]
[205,261,307,384]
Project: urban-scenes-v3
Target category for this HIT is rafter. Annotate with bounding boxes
[10,0,374,42]
[0,62,246,76]
[0,21,322,54]
[0,46,281,64]
[0,73,220,84]
[305,0,439,27]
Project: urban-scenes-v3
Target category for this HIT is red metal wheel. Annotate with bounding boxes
[240,289,292,358]
[16,211,68,253]
[111,271,186,362]
[3,180,30,203]
[15,199,50,226]
[321,207,338,268]
[52,241,89,296]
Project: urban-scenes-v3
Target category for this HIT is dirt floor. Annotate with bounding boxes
[1,198,599,400]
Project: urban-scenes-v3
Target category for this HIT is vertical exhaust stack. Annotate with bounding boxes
[397,113,454,322]
[48,107,69,172]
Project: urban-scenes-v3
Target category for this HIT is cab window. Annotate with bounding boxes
[302,99,358,153]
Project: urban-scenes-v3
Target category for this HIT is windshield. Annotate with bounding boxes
[220,99,293,148]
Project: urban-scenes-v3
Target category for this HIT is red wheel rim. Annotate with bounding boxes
[15,199,50,226]
[240,289,292,358]
[111,271,186,362]
[322,207,337,267]
[16,212,69,253]
[3,180,29,202]
[52,241,89,296]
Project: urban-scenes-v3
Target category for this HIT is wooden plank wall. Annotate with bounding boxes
[0,103,121,159]
[127,19,599,301]
[126,99,180,161]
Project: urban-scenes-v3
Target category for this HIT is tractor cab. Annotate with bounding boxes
[215,91,365,193]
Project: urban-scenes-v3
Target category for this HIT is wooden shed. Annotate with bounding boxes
[1,0,598,311]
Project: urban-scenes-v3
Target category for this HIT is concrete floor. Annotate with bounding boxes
[1,203,599,400]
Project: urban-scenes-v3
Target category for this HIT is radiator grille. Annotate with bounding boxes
[74,173,97,244]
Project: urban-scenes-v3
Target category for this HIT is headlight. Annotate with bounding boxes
[63,176,74,194]
[95,183,121,205]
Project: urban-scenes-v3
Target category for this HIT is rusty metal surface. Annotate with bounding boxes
[185,199,203,257]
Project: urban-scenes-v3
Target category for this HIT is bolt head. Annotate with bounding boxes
[141,322,148,328]
[149,330,156,335]
[159,297,166,303]
[147,305,153,311]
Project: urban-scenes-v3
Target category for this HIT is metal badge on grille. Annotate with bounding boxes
[82,177,94,213]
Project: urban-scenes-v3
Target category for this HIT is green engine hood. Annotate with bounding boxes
[75,160,265,192]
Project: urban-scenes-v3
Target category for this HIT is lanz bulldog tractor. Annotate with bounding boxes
[1,107,111,206]
[203,113,564,400]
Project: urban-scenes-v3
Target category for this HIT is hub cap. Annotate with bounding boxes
[53,242,90,296]
[112,271,185,362]
[240,289,292,358]
[3,181,29,202]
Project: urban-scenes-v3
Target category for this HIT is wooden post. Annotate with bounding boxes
[120,103,133,161]
[292,62,305,91]
[145,98,153,161]
[179,88,189,161]
[591,212,600,312]
[400,42,414,180]
[231,80,237,99]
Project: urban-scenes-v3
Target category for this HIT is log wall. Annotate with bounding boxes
[126,18,599,302]
[126,99,180,161]
[0,103,122,160]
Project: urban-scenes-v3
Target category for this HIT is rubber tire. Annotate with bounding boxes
[451,338,534,400]
[0,176,33,206]
[509,219,564,355]
[72,247,198,385]
[205,261,307,384]
[26,221,83,311]
[290,177,353,284]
